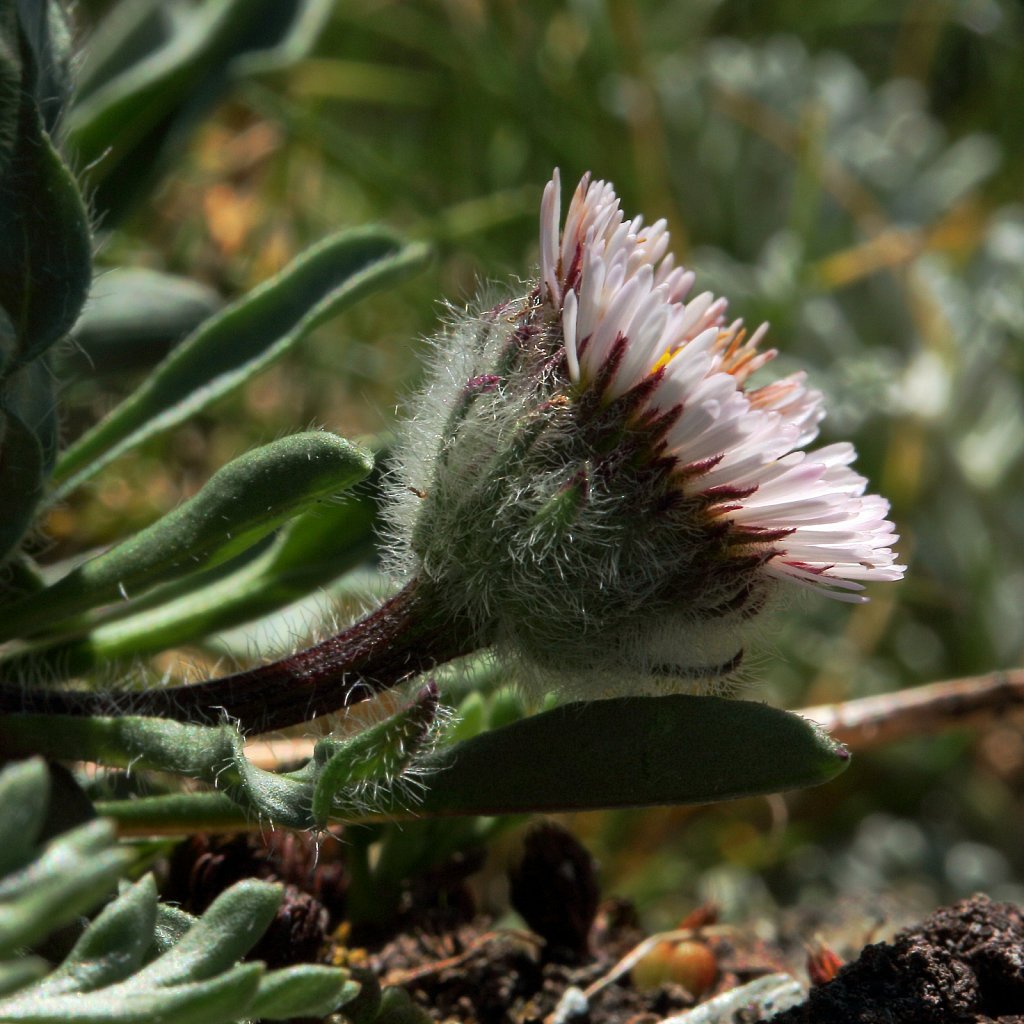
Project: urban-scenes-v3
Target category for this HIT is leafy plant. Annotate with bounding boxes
[0,0,849,835]
[0,759,359,1024]
[18,0,1024,1013]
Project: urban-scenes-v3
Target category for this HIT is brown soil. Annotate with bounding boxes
[767,895,1024,1024]
[164,830,1024,1024]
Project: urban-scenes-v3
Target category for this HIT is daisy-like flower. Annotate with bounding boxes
[382,169,905,696]
[539,169,904,605]
[4,171,906,729]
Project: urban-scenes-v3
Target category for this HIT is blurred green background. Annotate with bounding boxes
[63,0,1024,939]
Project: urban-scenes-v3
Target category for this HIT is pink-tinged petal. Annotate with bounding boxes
[562,289,580,383]
[540,170,563,307]
[540,170,905,600]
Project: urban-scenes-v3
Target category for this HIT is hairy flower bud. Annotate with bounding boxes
[384,170,904,698]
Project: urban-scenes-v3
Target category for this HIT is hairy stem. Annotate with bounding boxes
[0,579,478,732]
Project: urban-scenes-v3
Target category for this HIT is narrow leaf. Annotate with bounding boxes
[402,695,850,816]
[0,962,263,1024]
[93,697,850,831]
[96,791,257,836]
[69,0,334,221]
[2,358,59,471]
[52,229,426,497]
[311,683,441,828]
[0,958,47,998]
[227,0,335,80]
[0,758,48,877]
[127,881,280,987]
[0,6,21,185]
[72,0,176,103]
[0,432,373,639]
[67,0,243,187]
[149,901,194,958]
[64,268,221,375]
[0,490,377,675]
[15,0,74,134]
[247,965,359,1021]
[0,96,90,364]
[0,409,45,562]
[0,715,239,786]
[0,714,317,830]
[35,876,158,995]
[0,842,131,958]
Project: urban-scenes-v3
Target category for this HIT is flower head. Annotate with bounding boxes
[539,169,904,603]
[385,171,904,696]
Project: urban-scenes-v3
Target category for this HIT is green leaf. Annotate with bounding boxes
[149,901,194,957]
[15,0,74,134]
[0,761,355,1024]
[0,689,442,831]
[95,791,261,835]
[339,967,381,1024]
[64,268,221,376]
[69,0,335,222]
[127,881,279,986]
[33,877,158,995]
[0,958,47,998]
[0,95,91,365]
[0,356,59,561]
[52,229,428,497]
[2,357,59,472]
[375,985,434,1024]
[0,759,48,877]
[0,409,45,563]
[0,962,264,1023]
[0,7,20,184]
[73,0,177,103]
[0,714,310,828]
[0,532,374,680]
[227,0,336,80]
[0,716,243,792]
[247,965,359,1021]
[0,432,373,640]
[67,0,245,195]
[93,696,849,832]
[0,307,15,395]
[0,821,132,958]
[310,683,441,828]
[404,695,850,816]
[0,474,379,675]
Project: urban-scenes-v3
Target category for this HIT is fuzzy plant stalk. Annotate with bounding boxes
[5,170,903,733]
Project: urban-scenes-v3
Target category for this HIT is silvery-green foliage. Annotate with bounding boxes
[0,759,359,1024]
[655,37,1000,254]
[603,32,1024,697]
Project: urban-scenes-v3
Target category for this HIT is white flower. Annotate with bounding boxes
[385,169,905,696]
[539,169,904,603]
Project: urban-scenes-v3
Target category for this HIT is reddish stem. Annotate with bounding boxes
[0,580,477,733]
